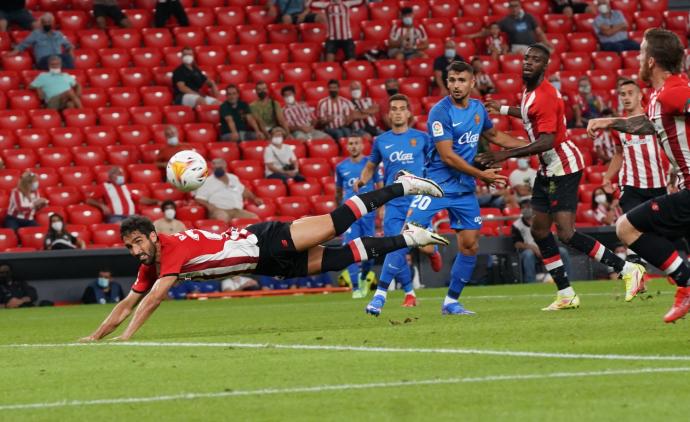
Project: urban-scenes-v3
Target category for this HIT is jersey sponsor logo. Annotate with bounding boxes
[474,216,482,224]
[384,144,394,149]
[432,121,443,136]
[452,122,463,127]
[389,150,414,162]
[457,131,480,145]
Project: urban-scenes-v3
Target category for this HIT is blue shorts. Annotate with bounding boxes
[342,212,376,242]
[406,192,481,231]
[383,198,412,236]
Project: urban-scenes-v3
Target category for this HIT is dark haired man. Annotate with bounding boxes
[79,174,448,341]
[588,29,690,322]
[478,44,645,310]
[219,84,262,142]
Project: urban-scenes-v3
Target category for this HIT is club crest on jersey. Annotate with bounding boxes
[432,121,443,137]
[474,113,480,124]
[410,138,417,147]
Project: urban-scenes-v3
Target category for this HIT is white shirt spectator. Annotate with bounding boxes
[509,167,537,190]
[194,173,245,210]
[263,143,297,177]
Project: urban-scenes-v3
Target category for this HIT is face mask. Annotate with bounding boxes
[595,194,607,205]
[43,24,52,32]
[167,136,179,146]
[402,17,413,26]
[351,89,362,99]
[31,181,39,191]
[257,91,267,100]
[521,208,533,219]
[598,4,609,14]
[616,252,627,260]
[284,95,295,105]
[97,277,109,288]
[164,209,176,220]
[386,88,399,96]
[444,49,456,59]
[517,10,525,19]
[49,67,60,75]
[517,158,529,170]
[328,90,338,99]
[115,175,125,186]
[182,55,194,65]
[580,84,591,94]
[51,221,63,232]
[551,81,561,91]
[271,136,283,146]
[214,167,225,178]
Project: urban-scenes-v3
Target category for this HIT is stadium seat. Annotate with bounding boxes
[245,5,272,25]
[202,26,235,48]
[150,123,185,144]
[423,19,453,41]
[406,58,434,78]
[216,7,245,27]
[461,1,489,18]
[0,169,21,191]
[184,123,217,143]
[252,179,287,199]
[80,88,108,108]
[0,228,18,251]
[586,70,617,91]
[399,77,428,98]
[45,186,82,206]
[566,32,598,53]
[248,63,281,83]
[429,0,459,18]
[664,11,688,32]
[127,164,162,184]
[193,46,226,67]
[139,205,163,222]
[98,48,130,68]
[65,224,91,244]
[299,23,328,44]
[206,143,240,164]
[230,160,263,180]
[215,64,248,86]
[258,43,290,64]
[196,105,220,124]
[7,89,40,110]
[544,14,573,34]
[141,28,173,48]
[343,60,375,81]
[310,195,337,214]
[140,86,173,107]
[1,51,33,71]
[62,109,96,128]
[173,26,206,47]
[620,51,640,69]
[130,106,163,125]
[139,144,162,163]
[109,28,142,49]
[229,217,260,228]
[557,71,581,93]
[244,199,276,220]
[227,44,258,65]
[280,63,312,84]
[56,10,89,31]
[106,145,140,166]
[545,33,568,55]
[360,20,391,45]
[107,87,140,107]
[0,130,16,151]
[90,223,122,246]
[288,181,321,197]
[82,126,117,147]
[267,24,299,44]
[194,219,229,234]
[369,1,399,21]
[17,227,47,250]
[236,24,266,45]
[72,146,107,167]
[37,147,71,168]
[163,46,184,67]
[60,166,94,187]
[119,67,152,88]
[78,29,109,49]
[374,60,405,79]
[66,204,102,225]
[561,52,592,71]
[611,0,638,15]
[493,74,524,95]
[298,158,330,178]
[276,196,311,218]
[573,13,596,32]
[73,48,100,69]
[499,54,523,74]
[640,0,667,13]
[48,127,83,148]
[150,182,185,201]
[0,71,21,91]
[306,139,339,159]
[2,148,37,170]
[33,167,60,188]
[592,51,622,71]
[634,11,663,30]
[302,81,328,101]
[96,107,129,127]
[289,42,321,63]
[0,110,28,130]
[163,105,196,125]
[16,128,50,149]
[176,203,207,221]
[86,68,120,89]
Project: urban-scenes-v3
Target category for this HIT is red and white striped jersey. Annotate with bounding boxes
[311,0,362,40]
[647,74,690,189]
[612,128,667,189]
[593,130,616,162]
[131,228,260,294]
[317,95,355,129]
[520,80,585,177]
[89,183,140,216]
[7,188,40,220]
[352,96,376,129]
[284,102,315,129]
[389,23,427,48]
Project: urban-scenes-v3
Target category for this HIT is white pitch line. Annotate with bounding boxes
[0,366,687,411]
[4,341,690,362]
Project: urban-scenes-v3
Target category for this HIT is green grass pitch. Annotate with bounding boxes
[2,279,690,421]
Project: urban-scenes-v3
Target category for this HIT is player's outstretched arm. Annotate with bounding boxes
[603,146,624,193]
[587,115,655,138]
[484,100,521,118]
[482,127,529,149]
[477,133,555,167]
[79,290,143,342]
[354,161,377,192]
[113,276,178,341]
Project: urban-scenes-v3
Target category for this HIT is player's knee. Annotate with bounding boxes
[459,240,479,256]
[615,215,632,240]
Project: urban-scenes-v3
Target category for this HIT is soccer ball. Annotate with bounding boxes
[166,150,208,192]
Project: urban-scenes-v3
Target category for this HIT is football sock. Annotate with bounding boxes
[567,231,626,273]
[377,249,410,297]
[330,184,404,235]
[629,234,690,287]
[534,233,571,290]
[558,286,576,296]
[446,253,477,303]
[320,236,407,273]
[346,263,359,290]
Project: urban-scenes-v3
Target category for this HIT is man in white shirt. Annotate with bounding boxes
[193,158,263,221]
[508,158,537,201]
[263,127,305,185]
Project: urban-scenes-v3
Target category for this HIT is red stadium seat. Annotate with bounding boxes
[64,224,90,245]
[82,126,117,147]
[173,26,206,47]
[461,1,489,18]
[289,42,321,63]
[310,195,336,214]
[33,167,60,188]
[216,64,248,85]
[267,24,299,44]
[498,54,523,74]
[369,1,399,21]
[236,24,266,45]
[127,164,163,184]
[227,44,258,65]
[634,11,663,30]
[140,86,173,107]
[45,186,82,207]
[664,11,689,32]
[1,50,33,71]
[299,23,328,44]
[206,142,240,163]
[216,7,245,27]
[196,105,220,124]
[399,77,428,98]
[406,58,434,78]
[566,32,598,53]
[97,107,130,127]
[86,68,120,89]
[245,5,273,25]
[163,105,196,125]
[611,0,638,15]
[37,147,71,168]
[430,0,459,18]
[640,0,667,12]
[176,203,207,221]
[49,127,83,148]
[230,217,260,228]
[119,67,152,88]
[123,9,152,29]
[78,30,109,49]
[90,223,122,246]
[194,46,227,67]
[361,20,391,45]
[0,110,28,130]
[302,81,328,101]
[194,219,228,234]
[545,33,568,55]
[184,123,217,143]
[558,71,581,93]
[107,87,140,107]
[561,52,592,71]
[116,125,150,146]
[17,227,47,250]
[130,47,163,68]
[2,148,37,170]
[230,159,263,179]
[60,166,94,187]
[453,16,482,35]
[288,181,321,197]
[258,43,289,64]
[248,63,281,83]
[73,48,100,69]
[98,48,130,69]
[365,78,387,99]
[422,18,453,39]
[276,196,311,218]
[343,60,375,81]
[0,228,18,251]
[244,199,276,219]
[252,179,287,198]
[150,182,185,201]
[0,130,16,151]
[16,128,50,149]
[106,145,140,166]
[139,144,162,163]
[205,26,236,47]
[78,87,107,109]
[72,146,107,167]
[592,51,622,71]
[281,63,312,84]
[573,13,596,32]
[66,204,102,225]
[0,169,20,192]
[374,59,405,79]
[7,89,39,110]
[0,71,20,91]
[493,73,523,95]
[298,158,330,178]
[109,28,142,49]
[586,70,617,91]
[56,10,89,31]
[142,28,173,48]
[139,205,163,222]
[620,50,640,70]
[62,109,97,128]
[544,14,573,34]
[306,138,339,159]
[311,62,342,82]
[130,106,163,125]
[163,46,183,67]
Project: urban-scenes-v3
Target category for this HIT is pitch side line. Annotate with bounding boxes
[0,367,687,411]
[4,341,690,362]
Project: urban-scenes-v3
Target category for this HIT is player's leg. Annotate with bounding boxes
[618,192,690,322]
[289,172,443,251]
[358,212,376,295]
[342,219,364,296]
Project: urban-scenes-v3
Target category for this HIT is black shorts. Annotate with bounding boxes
[289,12,317,24]
[619,185,667,213]
[93,4,126,23]
[325,39,355,59]
[531,171,581,214]
[626,190,690,240]
[246,221,309,278]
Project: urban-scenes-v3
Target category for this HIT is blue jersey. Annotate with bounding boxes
[427,97,493,194]
[335,157,380,203]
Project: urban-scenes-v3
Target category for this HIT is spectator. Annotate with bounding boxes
[29,55,82,110]
[172,47,220,107]
[591,186,622,225]
[155,125,192,169]
[264,127,305,185]
[4,171,47,231]
[5,13,74,70]
[0,263,37,309]
[93,0,131,30]
[219,84,262,142]
[593,109,616,164]
[350,80,381,137]
[471,57,495,97]
[512,200,572,283]
[433,39,465,96]
[593,0,639,52]
[317,79,359,140]
[86,166,159,224]
[572,76,606,127]
[469,1,551,54]
[44,213,85,250]
[509,158,537,202]
[0,0,35,32]
[477,182,516,209]
[154,0,189,27]
[267,0,324,24]
[387,7,428,60]
[82,269,124,305]
[548,73,562,92]
[552,0,594,16]
[153,200,187,235]
[281,85,332,140]
[485,22,508,59]
[311,0,363,62]
[194,158,262,221]
[250,81,290,138]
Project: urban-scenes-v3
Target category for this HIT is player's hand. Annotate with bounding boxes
[602,177,614,194]
[667,183,679,194]
[478,168,508,187]
[352,179,362,193]
[484,100,501,114]
[587,118,613,139]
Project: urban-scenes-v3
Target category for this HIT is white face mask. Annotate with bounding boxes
[616,252,627,260]
[598,4,609,14]
[284,95,295,105]
[167,136,179,146]
[595,194,607,205]
[31,181,39,191]
[164,209,176,220]
[49,67,60,74]
[402,17,413,26]
[351,89,362,99]
[517,159,529,170]
[271,136,283,146]
[51,221,63,232]
[551,80,562,91]
[444,49,456,59]
[115,175,125,186]
[182,55,194,65]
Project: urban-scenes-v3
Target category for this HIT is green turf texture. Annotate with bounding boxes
[2,279,690,421]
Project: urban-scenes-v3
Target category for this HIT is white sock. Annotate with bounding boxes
[375,288,388,299]
[558,286,575,297]
[405,290,416,297]
[443,296,457,306]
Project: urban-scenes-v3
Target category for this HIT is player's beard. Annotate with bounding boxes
[522,70,544,87]
[451,91,469,104]
[639,62,652,85]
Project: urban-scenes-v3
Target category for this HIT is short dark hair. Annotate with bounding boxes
[644,28,684,74]
[327,79,339,87]
[181,46,193,53]
[446,60,474,75]
[388,93,410,107]
[401,6,413,15]
[255,80,267,87]
[528,43,551,60]
[281,85,295,96]
[161,200,176,210]
[618,79,639,92]
[226,83,238,92]
[120,215,156,240]
[470,57,481,64]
